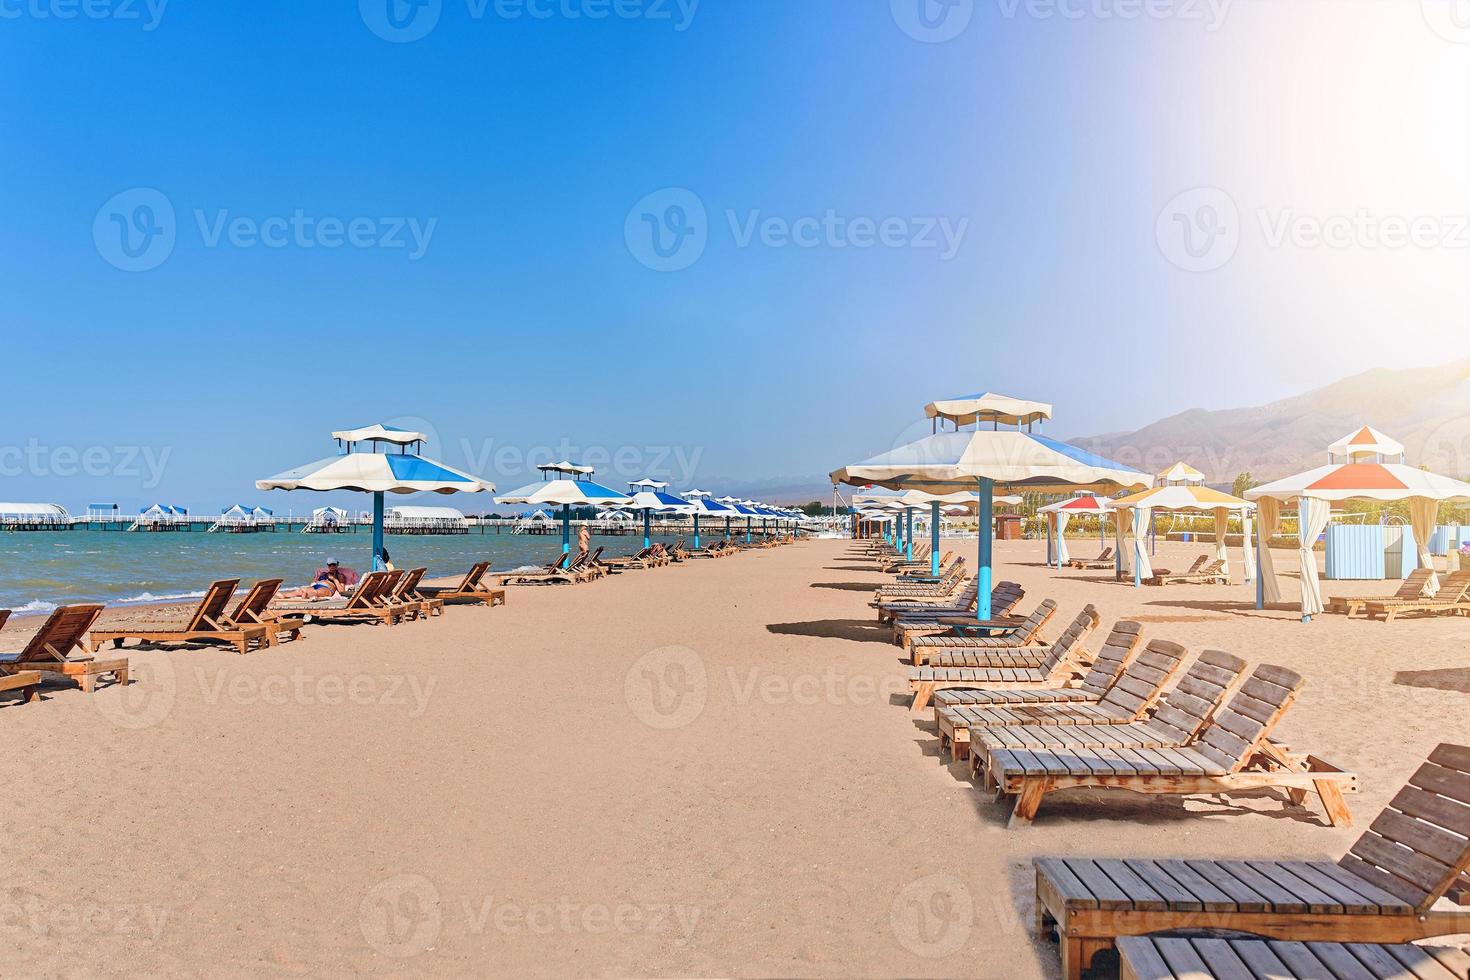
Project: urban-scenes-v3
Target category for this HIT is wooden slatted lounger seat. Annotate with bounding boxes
[1326,567,1433,617]
[873,577,977,619]
[88,579,271,655]
[1148,558,1228,586]
[1034,743,1470,980]
[1364,569,1470,622]
[1067,546,1113,570]
[417,562,505,606]
[877,547,938,573]
[990,665,1357,830]
[908,605,1099,711]
[599,547,661,572]
[934,626,1159,761]
[969,650,1248,783]
[390,568,441,619]
[0,604,128,692]
[907,599,1059,665]
[875,563,967,600]
[1116,934,1470,980]
[1,670,43,703]
[493,551,597,586]
[892,585,1025,652]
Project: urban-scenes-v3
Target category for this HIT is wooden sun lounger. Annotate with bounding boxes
[494,550,599,586]
[1364,569,1470,622]
[417,562,505,606]
[1067,546,1114,570]
[389,568,441,619]
[908,605,1099,711]
[225,579,305,645]
[88,579,271,655]
[0,670,43,703]
[892,585,1025,651]
[1035,742,1470,980]
[970,650,1249,783]
[1116,934,1470,980]
[877,546,935,572]
[1326,567,1433,617]
[907,598,1059,665]
[875,560,967,597]
[990,664,1357,830]
[274,571,408,625]
[1148,557,1228,586]
[873,576,977,618]
[0,604,128,692]
[934,624,1158,761]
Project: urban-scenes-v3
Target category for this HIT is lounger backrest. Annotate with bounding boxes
[992,583,1025,618]
[1187,555,1208,572]
[1092,633,1180,712]
[1138,648,1245,741]
[1076,621,1144,697]
[0,610,9,632]
[374,570,404,605]
[1038,604,1098,673]
[1016,599,1058,643]
[1395,567,1434,599]
[1098,546,1112,560]
[19,603,105,663]
[394,568,427,598]
[460,561,491,590]
[229,579,283,623]
[1435,569,1470,601]
[1340,742,1470,913]
[346,571,389,609]
[1190,663,1303,773]
[589,547,605,566]
[186,579,240,631]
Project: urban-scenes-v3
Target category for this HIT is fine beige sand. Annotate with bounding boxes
[2,537,1467,977]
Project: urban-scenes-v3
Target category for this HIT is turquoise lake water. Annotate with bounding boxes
[0,527,733,612]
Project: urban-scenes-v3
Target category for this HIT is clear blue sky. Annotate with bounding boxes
[3,1,1466,511]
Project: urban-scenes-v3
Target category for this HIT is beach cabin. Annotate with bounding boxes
[130,504,192,531]
[384,505,469,535]
[513,509,557,535]
[304,506,351,533]
[0,502,70,531]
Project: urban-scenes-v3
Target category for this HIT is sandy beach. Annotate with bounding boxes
[2,537,1467,977]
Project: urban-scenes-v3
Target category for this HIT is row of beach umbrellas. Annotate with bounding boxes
[256,425,803,566]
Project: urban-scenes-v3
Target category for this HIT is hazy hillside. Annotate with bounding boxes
[1068,359,1470,485]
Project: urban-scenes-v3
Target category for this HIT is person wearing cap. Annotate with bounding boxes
[277,559,358,600]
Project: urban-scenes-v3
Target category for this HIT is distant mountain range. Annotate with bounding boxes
[743,358,1470,502]
[1068,358,1470,486]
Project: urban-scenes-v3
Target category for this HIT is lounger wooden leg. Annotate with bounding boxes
[1314,779,1353,827]
[1060,936,1084,980]
[22,686,38,704]
[1009,779,1047,828]
[911,683,933,712]
[79,674,96,693]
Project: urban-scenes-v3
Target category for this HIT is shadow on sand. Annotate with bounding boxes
[767,619,891,644]
[1393,668,1470,695]
[809,581,879,592]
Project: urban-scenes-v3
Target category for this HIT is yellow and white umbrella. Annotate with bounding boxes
[1109,481,1255,587]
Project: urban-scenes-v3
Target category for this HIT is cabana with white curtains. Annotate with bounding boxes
[1037,495,1111,569]
[1107,484,1255,587]
[1245,426,1470,622]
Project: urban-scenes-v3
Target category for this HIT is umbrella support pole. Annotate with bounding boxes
[930,502,940,578]
[977,478,994,621]
[562,504,571,554]
[371,492,385,570]
[693,515,700,550]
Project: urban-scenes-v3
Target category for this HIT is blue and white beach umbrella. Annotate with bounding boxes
[258,424,495,571]
[833,393,1146,619]
[495,462,633,553]
[681,491,734,549]
[626,479,695,549]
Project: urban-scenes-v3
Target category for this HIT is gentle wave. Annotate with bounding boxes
[13,599,58,614]
[114,590,209,606]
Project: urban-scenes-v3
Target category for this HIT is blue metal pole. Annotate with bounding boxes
[746,517,752,544]
[371,491,385,571]
[1255,516,1265,610]
[693,513,701,550]
[930,501,940,577]
[977,478,994,620]
[643,509,651,550]
[562,503,571,554]
[905,507,913,561]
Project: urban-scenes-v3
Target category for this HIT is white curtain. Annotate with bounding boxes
[1257,496,1282,604]
[1299,497,1332,618]
[1408,497,1440,592]
[1115,507,1130,578]
[1055,511,1071,567]
[1242,512,1256,582]
[1132,506,1153,582]
[1213,507,1230,583]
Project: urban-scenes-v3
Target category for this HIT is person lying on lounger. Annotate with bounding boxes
[278,560,356,599]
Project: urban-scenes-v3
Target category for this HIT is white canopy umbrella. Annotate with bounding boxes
[495,462,632,554]
[833,400,1146,618]
[626,481,696,549]
[258,424,494,570]
[1109,482,1255,587]
[1245,428,1470,620]
[1037,494,1113,569]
